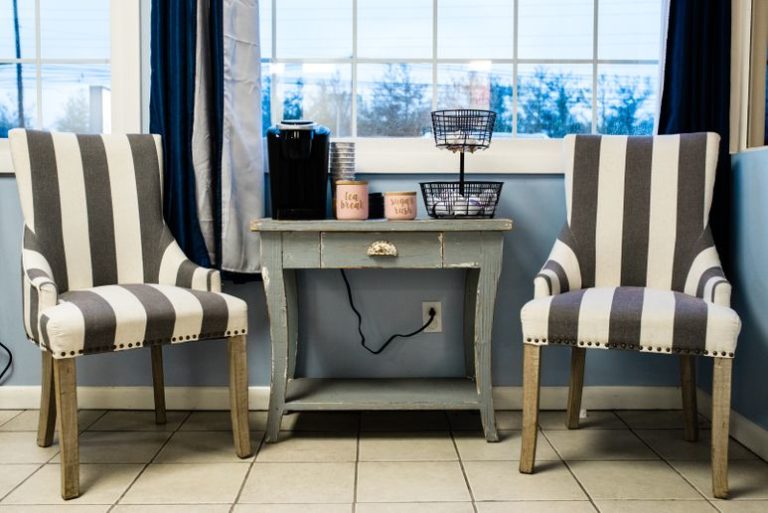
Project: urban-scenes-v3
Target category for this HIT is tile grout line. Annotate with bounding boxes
[351,412,361,513]
[0,409,25,429]
[229,414,267,513]
[448,411,479,513]
[614,411,714,503]
[538,426,601,513]
[106,409,194,512]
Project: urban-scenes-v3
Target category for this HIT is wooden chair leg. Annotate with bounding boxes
[711,357,733,499]
[228,335,252,458]
[53,358,79,500]
[151,345,167,425]
[680,355,699,442]
[520,344,541,474]
[37,352,57,447]
[566,347,586,429]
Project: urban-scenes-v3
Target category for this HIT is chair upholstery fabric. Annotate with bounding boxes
[11,129,247,358]
[522,133,740,357]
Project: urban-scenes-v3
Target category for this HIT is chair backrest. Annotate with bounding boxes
[562,132,720,291]
[10,129,171,292]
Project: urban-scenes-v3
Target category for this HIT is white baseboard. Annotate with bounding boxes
[0,384,683,411]
[697,390,768,462]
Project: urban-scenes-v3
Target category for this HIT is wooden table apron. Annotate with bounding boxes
[251,219,513,443]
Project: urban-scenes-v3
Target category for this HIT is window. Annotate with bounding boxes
[260,0,663,139]
[0,0,111,137]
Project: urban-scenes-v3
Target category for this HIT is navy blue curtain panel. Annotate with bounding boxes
[149,0,212,268]
[658,0,731,265]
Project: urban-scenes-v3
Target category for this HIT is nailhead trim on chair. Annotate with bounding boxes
[524,337,734,358]
[53,329,249,358]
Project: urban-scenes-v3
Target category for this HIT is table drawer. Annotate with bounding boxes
[321,232,443,268]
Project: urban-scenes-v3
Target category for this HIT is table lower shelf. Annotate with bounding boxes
[283,378,481,411]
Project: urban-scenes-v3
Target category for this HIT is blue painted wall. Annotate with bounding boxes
[0,172,683,391]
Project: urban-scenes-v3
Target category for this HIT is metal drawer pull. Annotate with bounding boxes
[367,240,398,257]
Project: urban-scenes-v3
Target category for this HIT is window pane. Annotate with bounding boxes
[598,0,662,60]
[436,63,514,134]
[40,0,109,59]
[276,0,352,58]
[41,64,111,133]
[518,0,593,59]
[273,63,352,137]
[357,63,432,137]
[260,0,272,58]
[0,0,35,59]
[438,0,514,59]
[261,60,272,135]
[358,0,432,59]
[597,64,657,135]
[0,63,36,136]
[517,64,592,137]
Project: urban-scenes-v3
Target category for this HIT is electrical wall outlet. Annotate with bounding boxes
[422,301,442,333]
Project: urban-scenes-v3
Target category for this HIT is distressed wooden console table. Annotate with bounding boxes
[251,218,512,442]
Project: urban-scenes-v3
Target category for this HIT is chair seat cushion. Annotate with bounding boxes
[38,284,248,358]
[521,287,740,357]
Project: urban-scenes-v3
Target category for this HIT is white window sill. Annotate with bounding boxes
[0,136,565,176]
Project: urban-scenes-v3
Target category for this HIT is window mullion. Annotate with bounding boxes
[352,0,358,137]
[431,0,438,112]
[35,0,43,128]
[592,0,599,134]
[513,0,519,136]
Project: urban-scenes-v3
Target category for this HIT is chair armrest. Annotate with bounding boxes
[22,228,58,342]
[684,244,731,307]
[534,226,583,299]
[157,237,221,292]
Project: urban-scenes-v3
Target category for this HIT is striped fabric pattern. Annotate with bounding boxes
[522,133,740,357]
[11,129,247,359]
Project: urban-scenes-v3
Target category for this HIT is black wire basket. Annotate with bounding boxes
[431,109,496,153]
[421,181,503,219]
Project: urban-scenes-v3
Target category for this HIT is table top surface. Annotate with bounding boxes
[251,218,513,233]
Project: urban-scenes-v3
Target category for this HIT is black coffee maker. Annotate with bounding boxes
[267,120,330,220]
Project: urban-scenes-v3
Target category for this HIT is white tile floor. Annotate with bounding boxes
[0,409,767,512]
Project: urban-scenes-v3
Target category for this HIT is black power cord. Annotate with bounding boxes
[339,269,436,355]
[0,341,12,383]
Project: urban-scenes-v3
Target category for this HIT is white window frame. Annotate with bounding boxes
[0,0,142,175]
[265,0,664,174]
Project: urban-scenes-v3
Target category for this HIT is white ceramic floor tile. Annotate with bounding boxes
[538,411,625,430]
[714,500,768,512]
[0,464,40,498]
[0,411,23,428]
[615,411,709,430]
[670,460,768,500]
[0,506,111,512]
[155,431,260,463]
[88,411,187,432]
[356,461,471,503]
[233,505,353,513]
[475,501,598,513]
[0,433,59,463]
[238,462,355,504]
[453,430,560,461]
[359,432,457,461]
[361,411,449,432]
[256,432,357,462]
[543,429,658,460]
[112,505,232,513]
[2,464,143,505]
[594,500,718,513]
[635,430,756,461]
[0,410,105,433]
[464,460,587,501]
[356,503,474,513]
[180,411,267,432]
[120,463,249,504]
[51,431,171,464]
[569,460,701,500]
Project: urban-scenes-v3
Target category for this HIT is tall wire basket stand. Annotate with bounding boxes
[422,109,503,218]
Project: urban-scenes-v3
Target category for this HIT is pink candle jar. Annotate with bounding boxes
[384,191,417,220]
[335,180,369,220]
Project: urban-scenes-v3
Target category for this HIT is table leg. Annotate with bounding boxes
[263,233,288,442]
[474,234,503,442]
[286,270,299,380]
[463,269,479,379]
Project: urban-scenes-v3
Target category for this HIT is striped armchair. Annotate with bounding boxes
[10,129,253,499]
[518,133,741,499]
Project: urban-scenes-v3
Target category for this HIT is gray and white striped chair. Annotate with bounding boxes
[519,133,741,499]
[10,129,252,499]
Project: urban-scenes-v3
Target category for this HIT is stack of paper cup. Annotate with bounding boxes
[330,142,356,183]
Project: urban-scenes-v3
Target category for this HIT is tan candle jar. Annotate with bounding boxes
[335,180,369,220]
[384,191,417,220]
